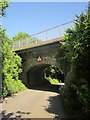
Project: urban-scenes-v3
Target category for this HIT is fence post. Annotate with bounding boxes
[59,26,61,37]
[18,40,20,48]
[26,37,28,46]
[46,31,48,40]
[35,35,38,44]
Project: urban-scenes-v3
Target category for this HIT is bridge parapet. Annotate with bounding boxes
[12,21,74,51]
[13,37,64,51]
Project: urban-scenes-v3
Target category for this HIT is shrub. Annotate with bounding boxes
[2,29,26,98]
[58,6,90,116]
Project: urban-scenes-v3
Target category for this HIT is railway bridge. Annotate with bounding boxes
[13,21,73,87]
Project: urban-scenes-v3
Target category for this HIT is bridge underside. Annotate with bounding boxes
[26,64,51,87]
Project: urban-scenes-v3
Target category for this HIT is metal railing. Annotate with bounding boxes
[12,20,74,50]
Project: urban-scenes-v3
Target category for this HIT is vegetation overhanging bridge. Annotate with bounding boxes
[12,21,74,86]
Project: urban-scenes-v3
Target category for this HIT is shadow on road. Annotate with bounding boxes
[2,110,61,120]
[29,84,60,93]
[44,95,68,119]
[45,95,87,120]
[2,110,31,120]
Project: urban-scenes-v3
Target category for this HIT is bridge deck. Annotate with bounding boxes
[13,37,64,52]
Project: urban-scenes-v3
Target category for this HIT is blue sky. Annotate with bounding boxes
[3,2,88,38]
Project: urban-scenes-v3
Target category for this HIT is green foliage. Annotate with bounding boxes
[58,9,90,116]
[2,29,26,98]
[44,66,64,83]
[2,30,21,79]
[46,77,60,84]
[3,78,26,97]
[13,32,29,41]
[0,0,26,98]
[12,32,41,44]
[0,0,9,99]
[0,0,9,16]
[12,32,42,50]
[44,66,55,78]
[44,66,63,84]
[56,46,70,75]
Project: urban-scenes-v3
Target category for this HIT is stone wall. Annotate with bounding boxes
[16,41,60,86]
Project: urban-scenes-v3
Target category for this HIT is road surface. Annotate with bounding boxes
[2,88,67,119]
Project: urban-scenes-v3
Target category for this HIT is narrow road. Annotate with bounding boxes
[2,88,67,119]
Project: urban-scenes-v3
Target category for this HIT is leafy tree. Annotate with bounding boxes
[0,1,26,98]
[12,32,42,49]
[2,30,26,97]
[0,0,8,17]
[58,3,90,117]
[0,0,9,99]
[13,32,29,41]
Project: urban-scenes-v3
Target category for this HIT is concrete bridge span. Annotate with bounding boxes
[15,37,64,87]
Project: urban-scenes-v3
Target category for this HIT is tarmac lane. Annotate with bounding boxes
[2,88,67,119]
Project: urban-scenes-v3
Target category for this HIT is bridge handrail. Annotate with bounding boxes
[13,37,64,51]
[12,20,74,51]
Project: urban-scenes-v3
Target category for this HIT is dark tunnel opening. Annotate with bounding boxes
[26,64,51,88]
[26,64,65,93]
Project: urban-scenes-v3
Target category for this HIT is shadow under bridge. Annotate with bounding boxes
[27,64,51,87]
